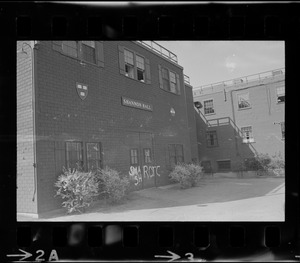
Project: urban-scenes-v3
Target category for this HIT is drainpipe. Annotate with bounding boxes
[229,89,240,157]
[20,41,38,202]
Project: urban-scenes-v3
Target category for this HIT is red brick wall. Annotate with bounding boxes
[32,41,195,213]
[17,41,37,214]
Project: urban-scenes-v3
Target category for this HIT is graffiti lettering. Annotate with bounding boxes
[129,165,161,185]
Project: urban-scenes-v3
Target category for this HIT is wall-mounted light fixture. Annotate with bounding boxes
[170,107,175,116]
[194,101,202,109]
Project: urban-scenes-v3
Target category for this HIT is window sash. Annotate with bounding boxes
[130,149,139,165]
[204,100,214,114]
[62,41,78,58]
[124,49,134,65]
[136,55,145,70]
[66,142,83,169]
[241,126,253,140]
[144,148,152,163]
[86,142,101,170]
[168,144,184,165]
[82,40,95,48]
[206,131,218,146]
[81,43,96,64]
[238,93,251,108]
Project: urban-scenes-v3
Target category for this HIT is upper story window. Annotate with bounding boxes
[159,65,181,95]
[81,41,96,64]
[62,41,78,58]
[118,45,151,84]
[241,126,254,143]
[136,55,145,82]
[52,41,104,67]
[237,92,251,109]
[206,130,218,147]
[124,49,135,79]
[203,99,215,115]
[276,87,285,103]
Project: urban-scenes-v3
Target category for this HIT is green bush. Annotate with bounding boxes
[169,163,204,189]
[244,153,271,172]
[55,168,100,214]
[96,167,130,204]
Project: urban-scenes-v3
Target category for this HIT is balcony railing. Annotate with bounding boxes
[136,41,178,64]
[184,74,190,85]
[194,68,285,95]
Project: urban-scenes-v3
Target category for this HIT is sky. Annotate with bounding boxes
[156,41,285,89]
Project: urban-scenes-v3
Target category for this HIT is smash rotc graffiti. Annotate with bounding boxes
[129,165,161,186]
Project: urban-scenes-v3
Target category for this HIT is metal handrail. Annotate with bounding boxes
[136,41,178,64]
[194,67,285,93]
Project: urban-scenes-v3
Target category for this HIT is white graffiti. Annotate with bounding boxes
[129,165,161,186]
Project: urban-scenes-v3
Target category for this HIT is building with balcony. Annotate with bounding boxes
[17,40,197,217]
[193,69,285,173]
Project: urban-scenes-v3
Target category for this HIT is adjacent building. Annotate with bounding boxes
[17,40,198,216]
[193,69,285,173]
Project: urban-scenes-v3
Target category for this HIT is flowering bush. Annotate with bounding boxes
[55,168,100,214]
[96,167,131,203]
[169,163,204,189]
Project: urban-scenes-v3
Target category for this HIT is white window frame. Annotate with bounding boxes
[237,92,251,109]
[203,99,215,115]
[241,126,254,143]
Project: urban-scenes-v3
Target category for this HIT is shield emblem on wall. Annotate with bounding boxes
[76,83,88,100]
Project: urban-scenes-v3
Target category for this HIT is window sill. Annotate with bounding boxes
[160,87,180,96]
[238,106,252,111]
[124,74,148,85]
[204,112,216,116]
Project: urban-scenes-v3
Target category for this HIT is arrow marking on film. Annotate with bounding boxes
[7,249,32,261]
[155,250,181,262]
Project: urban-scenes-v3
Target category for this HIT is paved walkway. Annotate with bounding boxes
[18,177,285,222]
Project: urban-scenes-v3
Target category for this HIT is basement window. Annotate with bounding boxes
[66,141,83,169]
[217,160,231,171]
[86,142,102,170]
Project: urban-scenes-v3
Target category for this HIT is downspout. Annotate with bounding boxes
[229,89,240,157]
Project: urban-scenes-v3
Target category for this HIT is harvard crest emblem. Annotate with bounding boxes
[76,83,88,100]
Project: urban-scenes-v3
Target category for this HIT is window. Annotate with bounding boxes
[201,160,212,173]
[81,41,96,64]
[124,49,135,79]
[237,93,251,109]
[136,55,145,82]
[86,142,102,170]
[276,87,285,103]
[281,122,285,140]
[66,142,83,169]
[169,71,177,93]
[217,160,231,171]
[159,66,181,95]
[241,126,254,143]
[62,41,78,58]
[206,131,218,147]
[53,41,104,67]
[162,67,170,91]
[144,148,152,164]
[203,99,215,114]
[168,144,184,166]
[130,149,139,165]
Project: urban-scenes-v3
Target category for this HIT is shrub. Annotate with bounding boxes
[55,168,100,214]
[244,154,271,173]
[96,167,130,204]
[169,163,204,189]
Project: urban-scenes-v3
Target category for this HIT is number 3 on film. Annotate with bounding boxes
[185,253,194,261]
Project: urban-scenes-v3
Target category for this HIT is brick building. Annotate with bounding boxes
[193,69,285,173]
[17,40,198,217]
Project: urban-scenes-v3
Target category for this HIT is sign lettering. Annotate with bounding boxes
[122,97,153,112]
